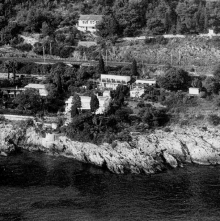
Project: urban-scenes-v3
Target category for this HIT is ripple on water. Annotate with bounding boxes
[0,153,220,221]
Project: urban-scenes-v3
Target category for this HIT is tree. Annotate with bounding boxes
[97,54,105,74]
[11,60,18,84]
[213,64,220,81]
[49,62,65,94]
[56,71,63,94]
[14,89,42,114]
[203,77,220,95]
[191,78,202,89]
[4,60,12,80]
[96,13,120,38]
[71,103,79,117]
[158,67,191,91]
[41,21,51,37]
[73,94,81,108]
[90,94,99,113]
[131,59,138,76]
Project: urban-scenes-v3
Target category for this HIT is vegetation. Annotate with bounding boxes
[2,0,220,144]
[14,89,42,114]
[1,55,220,145]
[97,54,105,74]
[208,114,220,126]
[157,67,190,91]
[1,0,220,45]
[90,93,99,113]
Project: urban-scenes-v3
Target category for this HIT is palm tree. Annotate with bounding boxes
[11,60,18,84]
[4,60,12,80]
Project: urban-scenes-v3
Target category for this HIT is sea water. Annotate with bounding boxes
[0,152,220,221]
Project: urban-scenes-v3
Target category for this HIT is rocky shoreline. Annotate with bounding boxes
[0,122,220,174]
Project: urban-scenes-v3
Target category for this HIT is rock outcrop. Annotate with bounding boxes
[0,123,220,174]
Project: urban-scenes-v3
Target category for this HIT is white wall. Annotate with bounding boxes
[101,74,131,82]
[135,79,156,86]
[77,20,99,33]
[65,96,110,115]
[78,20,99,28]
[189,87,200,95]
[130,89,145,98]
[77,26,96,33]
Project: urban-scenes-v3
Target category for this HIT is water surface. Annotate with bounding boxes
[0,153,220,221]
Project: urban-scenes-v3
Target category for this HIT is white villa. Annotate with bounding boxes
[65,95,111,115]
[130,88,145,98]
[100,74,131,90]
[189,87,200,96]
[132,79,156,89]
[199,29,220,38]
[24,84,48,97]
[76,15,103,33]
[103,90,111,98]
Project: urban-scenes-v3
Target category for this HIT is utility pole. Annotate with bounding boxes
[106,49,107,67]
[142,60,145,77]
[43,44,45,63]
[171,51,173,66]
[156,51,159,64]
[50,41,52,55]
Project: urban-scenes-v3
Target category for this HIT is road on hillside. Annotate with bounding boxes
[0,57,131,66]
[0,57,218,70]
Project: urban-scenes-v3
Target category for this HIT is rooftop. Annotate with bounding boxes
[79,14,103,21]
[24,84,47,89]
[78,41,97,47]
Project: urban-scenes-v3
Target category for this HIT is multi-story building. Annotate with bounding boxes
[130,88,145,98]
[24,84,48,97]
[65,95,111,115]
[76,15,103,33]
[100,74,131,90]
[132,79,156,89]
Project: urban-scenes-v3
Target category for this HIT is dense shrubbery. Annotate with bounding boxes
[161,91,198,110]
[0,108,33,116]
[138,104,168,127]
[0,61,53,75]
[208,114,220,126]
[15,43,33,52]
[158,67,191,91]
[33,41,76,58]
[145,36,168,45]
[1,0,220,46]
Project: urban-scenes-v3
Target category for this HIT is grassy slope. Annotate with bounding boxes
[113,37,220,75]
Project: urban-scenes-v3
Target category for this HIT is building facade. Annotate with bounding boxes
[132,79,156,89]
[130,88,145,98]
[76,15,102,33]
[100,74,131,90]
[24,84,48,96]
[65,95,111,115]
[189,87,200,96]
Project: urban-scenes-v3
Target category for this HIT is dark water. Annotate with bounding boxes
[0,153,220,221]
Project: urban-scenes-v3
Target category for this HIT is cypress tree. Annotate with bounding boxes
[204,8,208,32]
[90,94,99,113]
[132,59,138,76]
[56,72,62,94]
[73,94,81,108]
[98,54,105,74]
[71,104,79,117]
[12,60,18,84]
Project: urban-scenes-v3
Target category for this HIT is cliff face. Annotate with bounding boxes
[0,123,220,174]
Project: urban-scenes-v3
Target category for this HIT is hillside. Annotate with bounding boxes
[1,0,220,72]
